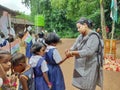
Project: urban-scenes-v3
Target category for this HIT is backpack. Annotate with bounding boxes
[88,32,104,89]
[89,32,104,67]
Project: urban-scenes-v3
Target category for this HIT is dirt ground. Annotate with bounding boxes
[57,38,120,90]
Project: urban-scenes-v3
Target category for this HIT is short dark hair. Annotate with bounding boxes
[31,42,46,54]
[77,17,93,29]
[45,32,60,45]
[38,32,44,38]
[11,53,26,66]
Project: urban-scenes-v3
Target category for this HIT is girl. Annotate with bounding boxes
[11,52,35,90]
[25,31,33,60]
[29,42,52,90]
[44,32,68,90]
[17,32,26,55]
[0,50,11,89]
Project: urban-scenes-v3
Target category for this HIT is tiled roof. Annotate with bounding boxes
[11,18,34,25]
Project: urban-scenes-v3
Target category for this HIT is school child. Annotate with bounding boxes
[17,32,26,55]
[37,32,45,43]
[44,32,68,90]
[25,31,33,60]
[0,50,11,89]
[11,52,35,90]
[29,42,52,90]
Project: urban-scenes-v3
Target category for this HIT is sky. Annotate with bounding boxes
[0,0,31,15]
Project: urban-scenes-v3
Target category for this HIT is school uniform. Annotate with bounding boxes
[29,55,50,90]
[45,46,65,90]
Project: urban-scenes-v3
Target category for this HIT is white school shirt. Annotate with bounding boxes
[29,55,48,73]
[46,46,62,64]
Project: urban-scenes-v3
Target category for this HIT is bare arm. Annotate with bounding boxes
[19,75,28,90]
[43,72,52,89]
[65,50,80,58]
[58,56,69,65]
[53,49,69,65]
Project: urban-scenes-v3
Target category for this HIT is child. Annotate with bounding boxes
[44,32,68,90]
[0,50,11,89]
[29,42,52,90]
[17,32,26,55]
[37,32,45,43]
[25,31,33,60]
[11,52,35,90]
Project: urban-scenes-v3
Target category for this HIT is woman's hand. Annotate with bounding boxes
[65,49,73,58]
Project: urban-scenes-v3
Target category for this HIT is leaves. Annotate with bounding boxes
[21,0,120,38]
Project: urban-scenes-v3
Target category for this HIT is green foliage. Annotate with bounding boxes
[22,0,120,39]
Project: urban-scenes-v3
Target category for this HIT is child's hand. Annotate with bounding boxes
[48,82,52,89]
[65,50,73,58]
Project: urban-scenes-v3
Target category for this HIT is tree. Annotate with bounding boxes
[22,0,120,38]
[100,0,107,39]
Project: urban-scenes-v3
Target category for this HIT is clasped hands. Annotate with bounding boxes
[65,49,74,58]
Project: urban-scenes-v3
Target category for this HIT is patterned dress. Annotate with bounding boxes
[29,55,50,90]
[70,31,103,90]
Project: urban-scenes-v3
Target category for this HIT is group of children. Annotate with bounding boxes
[0,32,69,90]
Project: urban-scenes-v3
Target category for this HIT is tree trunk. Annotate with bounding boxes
[100,0,107,39]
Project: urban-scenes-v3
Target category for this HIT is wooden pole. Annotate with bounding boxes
[110,21,115,57]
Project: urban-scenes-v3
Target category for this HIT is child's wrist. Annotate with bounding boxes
[48,82,52,86]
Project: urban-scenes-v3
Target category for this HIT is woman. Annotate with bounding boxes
[65,17,103,90]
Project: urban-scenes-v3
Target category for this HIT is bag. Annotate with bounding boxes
[89,32,104,90]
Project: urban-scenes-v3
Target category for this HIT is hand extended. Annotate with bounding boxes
[65,49,73,58]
